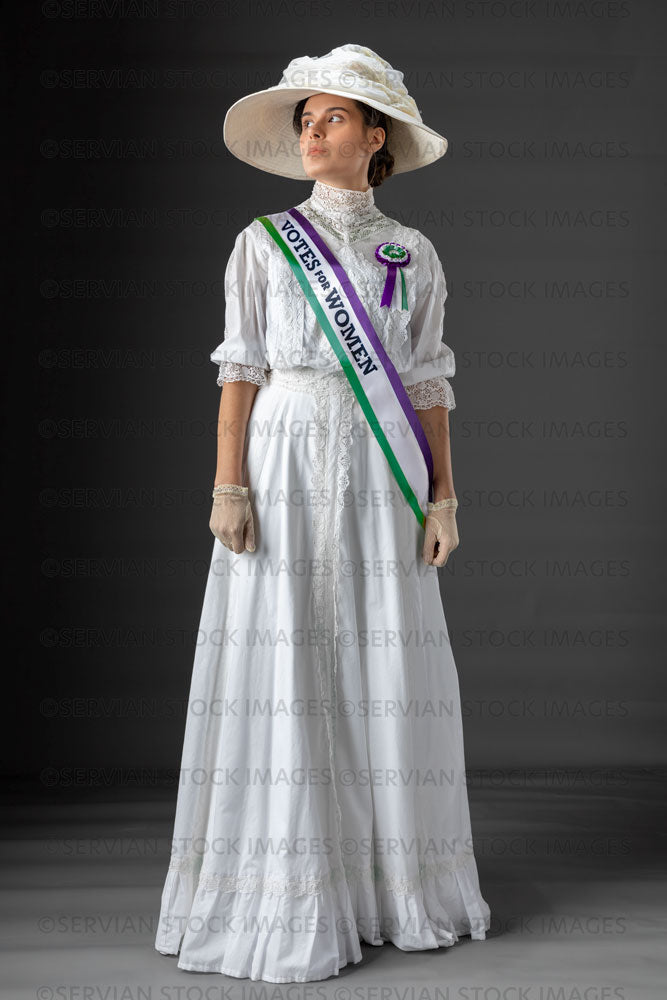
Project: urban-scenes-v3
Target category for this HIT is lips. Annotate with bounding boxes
[308,147,327,155]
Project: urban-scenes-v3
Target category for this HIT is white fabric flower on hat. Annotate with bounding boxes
[279,43,422,121]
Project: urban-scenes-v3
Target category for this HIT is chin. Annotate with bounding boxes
[302,159,327,179]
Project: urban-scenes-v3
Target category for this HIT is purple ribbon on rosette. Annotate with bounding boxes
[375,241,411,309]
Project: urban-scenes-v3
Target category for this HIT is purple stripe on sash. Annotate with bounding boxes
[288,207,434,495]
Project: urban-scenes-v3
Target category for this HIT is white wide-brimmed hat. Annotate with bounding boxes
[223,43,448,180]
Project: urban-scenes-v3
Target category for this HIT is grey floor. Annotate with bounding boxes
[3,769,666,999]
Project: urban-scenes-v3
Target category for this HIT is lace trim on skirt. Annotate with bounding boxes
[167,847,476,897]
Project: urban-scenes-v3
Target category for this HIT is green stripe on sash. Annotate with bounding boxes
[256,215,426,529]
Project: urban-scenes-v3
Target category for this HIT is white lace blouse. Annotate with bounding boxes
[211,179,456,411]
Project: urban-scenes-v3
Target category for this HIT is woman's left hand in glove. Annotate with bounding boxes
[422,498,459,567]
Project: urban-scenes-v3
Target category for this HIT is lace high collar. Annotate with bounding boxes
[309,178,376,223]
[300,178,384,242]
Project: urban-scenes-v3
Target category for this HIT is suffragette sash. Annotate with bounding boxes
[255,208,434,529]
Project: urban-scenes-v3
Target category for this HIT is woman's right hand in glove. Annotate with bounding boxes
[209,484,256,554]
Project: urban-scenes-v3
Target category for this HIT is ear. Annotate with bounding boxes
[373,126,386,150]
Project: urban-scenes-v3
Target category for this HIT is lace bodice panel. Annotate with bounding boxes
[211,179,456,410]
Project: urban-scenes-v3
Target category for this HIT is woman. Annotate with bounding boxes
[155,43,491,983]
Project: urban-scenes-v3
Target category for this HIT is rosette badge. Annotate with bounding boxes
[375,241,411,310]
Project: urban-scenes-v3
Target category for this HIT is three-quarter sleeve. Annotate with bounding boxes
[210,223,270,387]
[401,237,456,411]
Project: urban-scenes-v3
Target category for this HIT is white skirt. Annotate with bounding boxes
[155,367,491,982]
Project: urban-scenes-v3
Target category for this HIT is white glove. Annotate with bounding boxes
[422,498,459,567]
[209,484,255,554]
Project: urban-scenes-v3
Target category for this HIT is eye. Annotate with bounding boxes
[302,113,344,129]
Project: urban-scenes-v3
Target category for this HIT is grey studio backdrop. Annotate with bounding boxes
[7,5,666,788]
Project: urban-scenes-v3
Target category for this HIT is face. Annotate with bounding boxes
[298,93,385,191]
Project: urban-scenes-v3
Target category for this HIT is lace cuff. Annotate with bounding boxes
[405,375,456,411]
[217,361,268,387]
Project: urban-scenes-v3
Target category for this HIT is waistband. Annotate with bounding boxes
[267,367,352,395]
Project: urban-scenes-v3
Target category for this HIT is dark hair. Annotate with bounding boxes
[292,97,394,188]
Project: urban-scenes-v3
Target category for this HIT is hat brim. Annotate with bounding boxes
[223,86,448,181]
